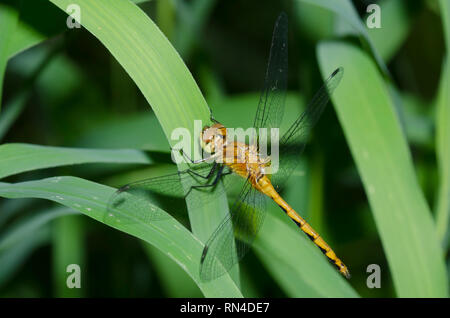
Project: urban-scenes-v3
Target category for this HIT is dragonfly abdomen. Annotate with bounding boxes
[255,176,351,279]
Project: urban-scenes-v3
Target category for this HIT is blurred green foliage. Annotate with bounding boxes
[0,0,448,297]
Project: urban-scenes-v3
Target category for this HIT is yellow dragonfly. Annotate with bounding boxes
[107,12,349,281]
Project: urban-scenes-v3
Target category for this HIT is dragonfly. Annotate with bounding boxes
[106,12,349,281]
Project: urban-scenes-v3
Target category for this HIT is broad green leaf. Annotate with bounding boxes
[49,0,210,140]
[0,177,242,297]
[318,41,448,297]
[0,143,152,179]
[48,0,236,289]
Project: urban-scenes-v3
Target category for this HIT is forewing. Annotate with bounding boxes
[253,12,288,135]
[199,180,266,281]
[271,68,344,191]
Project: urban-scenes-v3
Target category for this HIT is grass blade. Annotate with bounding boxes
[0,177,242,297]
[0,143,152,179]
[49,0,210,139]
[318,41,448,297]
[435,0,450,246]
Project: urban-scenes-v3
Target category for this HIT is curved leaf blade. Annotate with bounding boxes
[0,143,152,179]
[318,41,448,297]
[0,176,242,297]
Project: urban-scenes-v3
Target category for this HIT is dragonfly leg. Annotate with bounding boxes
[184,165,231,198]
[185,162,218,180]
[205,104,219,124]
[179,148,216,164]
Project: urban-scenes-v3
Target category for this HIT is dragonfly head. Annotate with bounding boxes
[201,123,226,153]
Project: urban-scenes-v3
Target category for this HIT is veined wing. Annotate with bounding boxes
[271,67,344,191]
[253,12,288,137]
[105,163,233,225]
[199,179,266,281]
[199,13,287,281]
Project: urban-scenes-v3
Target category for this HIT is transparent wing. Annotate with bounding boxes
[199,13,288,281]
[253,12,288,135]
[199,180,266,281]
[105,163,233,225]
[271,67,344,191]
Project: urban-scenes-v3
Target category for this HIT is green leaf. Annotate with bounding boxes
[436,0,450,247]
[0,143,152,179]
[317,41,448,297]
[0,177,242,297]
[49,0,210,140]
[48,0,237,289]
